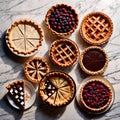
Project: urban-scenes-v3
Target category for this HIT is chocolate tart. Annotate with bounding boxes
[6,80,25,109]
[39,71,76,107]
[45,4,79,36]
[80,12,113,45]
[79,46,108,75]
[50,39,79,67]
[24,57,49,83]
[6,19,43,57]
[79,77,113,113]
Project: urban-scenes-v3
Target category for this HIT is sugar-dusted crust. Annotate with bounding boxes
[39,71,76,107]
[24,57,49,83]
[79,46,108,75]
[50,38,79,67]
[80,79,112,112]
[6,19,43,55]
[45,4,79,36]
[80,12,113,45]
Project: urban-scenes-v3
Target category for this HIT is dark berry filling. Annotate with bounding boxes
[49,5,77,33]
[82,81,110,108]
[83,49,106,71]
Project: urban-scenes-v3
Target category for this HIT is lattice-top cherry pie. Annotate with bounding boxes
[50,39,79,67]
[80,12,113,45]
[6,19,43,56]
[45,4,79,36]
[24,57,49,83]
[39,72,76,107]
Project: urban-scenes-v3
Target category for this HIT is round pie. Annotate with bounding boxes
[39,71,76,107]
[50,39,79,67]
[45,4,79,36]
[80,12,113,45]
[6,19,43,57]
[79,46,108,75]
[24,57,49,83]
[80,78,112,113]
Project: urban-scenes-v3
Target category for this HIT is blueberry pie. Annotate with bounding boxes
[80,79,112,112]
[50,39,79,67]
[79,46,108,75]
[45,4,79,36]
[6,80,25,109]
[39,72,76,107]
[6,19,43,56]
[80,12,113,45]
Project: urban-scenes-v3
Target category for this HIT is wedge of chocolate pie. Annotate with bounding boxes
[79,46,108,75]
[24,57,49,83]
[80,12,113,45]
[6,19,43,57]
[45,4,79,36]
[39,72,76,107]
[6,80,25,109]
[50,39,79,67]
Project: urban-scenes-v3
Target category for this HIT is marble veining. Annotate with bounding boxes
[0,0,120,120]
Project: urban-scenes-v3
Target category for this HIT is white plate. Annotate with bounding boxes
[7,80,36,110]
[76,76,115,114]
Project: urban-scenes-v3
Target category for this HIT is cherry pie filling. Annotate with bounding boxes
[48,5,77,33]
[82,81,111,109]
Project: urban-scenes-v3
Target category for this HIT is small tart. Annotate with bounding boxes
[79,46,108,75]
[6,80,25,109]
[39,72,76,107]
[50,39,79,67]
[80,12,113,45]
[24,57,49,83]
[6,19,43,56]
[45,4,79,36]
[80,79,112,113]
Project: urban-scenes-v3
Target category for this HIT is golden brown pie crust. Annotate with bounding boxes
[79,46,108,75]
[39,71,76,107]
[50,38,79,67]
[80,12,113,45]
[80,79,112,112]
[45,4,79,36]
[6,19,43,55]
[24,57,49,83]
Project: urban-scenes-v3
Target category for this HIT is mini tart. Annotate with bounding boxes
[79,46,108,75]
[6,80,25,109]
[80,79,112,113]
[50,39,79,67]
[80,12,113,45]
[24,57,49,83]
[39,71,76,107]
[6,19,43,56]
[45,4,79,36]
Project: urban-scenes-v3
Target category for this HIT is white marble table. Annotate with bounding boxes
[0,0,120,120]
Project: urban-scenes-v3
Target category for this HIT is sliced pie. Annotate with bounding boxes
[45,4,79,36]
[50,39,79,67]
[39,72,76,107]
[80,79,112,113]
[6,80,25,109]
[79,46,108,75]
[6,19,43,56]
[24,57,49,83]
[80,12,113,45]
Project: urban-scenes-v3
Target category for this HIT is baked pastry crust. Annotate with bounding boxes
[50,39,79,67]
[6,80,25,109]
[39,71,76,107]
[45,4,79,36]
[80,12,113,45]
[79,46,108,75]
[24,57,49,83]
[6,19,43,56]
[80,79,112,113]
